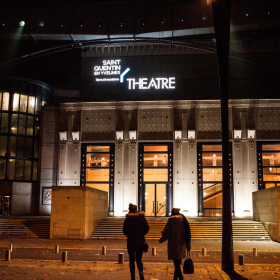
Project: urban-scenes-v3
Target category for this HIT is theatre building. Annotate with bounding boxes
[0,0,279,220]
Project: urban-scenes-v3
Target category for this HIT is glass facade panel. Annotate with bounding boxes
[143,154,168,167]
[0,92,2,109]
[203,168,223,181]
[262,153,280,166]
[0,159,6,180]
[202,145,222,152]
[0,136,7,156]
[18,114,27,135]
[86,169,110,182]
[34,139,38,158]
[10,114,18,134]
[35,97,41,115]
[17,137,25,158]
[2,92,9,110]
[202,153,222,166]
[32,161,37,181]
[15,159,24,180]
[265,183,276,189]
[144,145,168,152]
[262,144,280,151]
[87,184,109,193]
[26,116,34,136]
[20,95,28,112]
[0,113,9,133]
[12,93,19,111]
[7,159,15,180]
[28,96,35,114]
[9,136,17,157]
[143,168,168,182]
[86,154,110,167]
[24,160,32,181]
[145,184,155,216]
[263,168,280,181]
[87,146,110,153]
[25,138,33,158]
[203,183,222,198]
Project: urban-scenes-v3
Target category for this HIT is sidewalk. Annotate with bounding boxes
[1,259,280,279]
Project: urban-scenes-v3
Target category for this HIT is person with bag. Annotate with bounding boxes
[159,208,191,280]
[123,203,150,280]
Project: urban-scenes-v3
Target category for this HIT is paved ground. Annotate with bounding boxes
[0,238,280,279]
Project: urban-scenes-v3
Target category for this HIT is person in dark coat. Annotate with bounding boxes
[123,203,149,280]
[159,208,191,280]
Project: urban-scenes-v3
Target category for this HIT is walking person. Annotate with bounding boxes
[123,203,149,280]
[159,208,191,280]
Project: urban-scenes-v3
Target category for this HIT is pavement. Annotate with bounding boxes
[0,238,280,279]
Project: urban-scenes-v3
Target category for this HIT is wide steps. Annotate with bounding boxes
[91,220,271,241]
[0,219,50,238]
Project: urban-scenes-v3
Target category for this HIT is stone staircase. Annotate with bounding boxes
[91,219,272,241]
[0,218,50,238]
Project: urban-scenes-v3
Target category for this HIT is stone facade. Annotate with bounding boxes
[50,186,108,239]
[253,187,280,242]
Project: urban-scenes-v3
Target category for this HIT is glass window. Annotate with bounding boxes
[262,153,280,166]
[0,159,6,180]
[203,168,223,181]
[86,154,110,167]
[203,183,222,198]
[86,146,110,153]
[20,94,28,112]
[144,145,168,152]
[143,168,168,182]
[12,93,19,111]
[32,161,37,181]
[24,160,32,181]
[86,169,110,182]
[202,145,222,152]
[28,96,35,114]
[34,139,38,158]
[34,117,40,136]
[26,116,34,136]
[144,154,168,167]
[18,114,27,135]
[0,113,9,133]
[25,138,33,158]
[2,92,9,110]
[202,153,222,166]
[262,144,280,151]
[86,184,109,193]
[0,92,2,110]
[17,137,25,158]
[263,168,280,182]
[0,136,7,156]
[10,114,18,134]
[7,159,15,180]
[265,183,276,189]
[9,136,17,157]
[15,159,24,180]
[35,96,41,115]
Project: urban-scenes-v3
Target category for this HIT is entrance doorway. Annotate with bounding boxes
[145,183,166,217]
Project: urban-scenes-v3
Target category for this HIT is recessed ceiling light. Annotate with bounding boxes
[39,21,44,27]
[19,21,25,27]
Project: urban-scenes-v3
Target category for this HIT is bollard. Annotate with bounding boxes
[5,250,11,261]
[9,244,13,253]
[118,253,124,264]
[62,251,68,262]
[55,245,59,254]
[152,247,156,256]
[253,248,257,256]
[239,254,244,265]
[202,248,207,256]
[102,246,106,255]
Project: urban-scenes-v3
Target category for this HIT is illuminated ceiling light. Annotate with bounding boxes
[19,21,25,27]
[97,22,102,28]
[141,21,146,26]
[245,12,249,17]
[39,21,44,27]
[160,18,165,24]
[202,15,207,21]
[180,17,185,22]
[79,22,83,27]
[60,22,64,27]
[1,22,5,26]
[119,22,124,27]
[267,10,272,15]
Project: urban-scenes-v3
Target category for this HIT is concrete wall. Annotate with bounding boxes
[50,186,108,239]
[253,187,280,242]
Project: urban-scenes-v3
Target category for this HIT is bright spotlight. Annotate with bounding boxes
[19,21,25,27]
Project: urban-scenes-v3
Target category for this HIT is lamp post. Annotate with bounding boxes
[211,0,234,271]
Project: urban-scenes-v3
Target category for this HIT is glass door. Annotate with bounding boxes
[145,183,166,217]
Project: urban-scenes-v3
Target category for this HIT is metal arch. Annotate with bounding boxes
[0,37,216,69]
